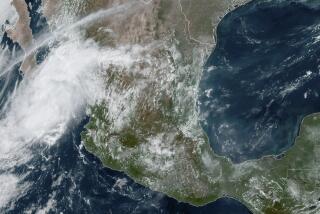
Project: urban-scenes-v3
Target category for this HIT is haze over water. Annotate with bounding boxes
[5,0,318,212]
[199,0,320,163]
[0,0,251,213]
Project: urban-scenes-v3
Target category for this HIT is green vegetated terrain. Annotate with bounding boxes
[83,104,320,213]
[77,0,320,213]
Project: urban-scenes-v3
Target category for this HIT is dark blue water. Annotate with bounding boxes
[0,1,253,213]
[25,0,48,36]
[25,0,50,65]
[5,119,252,214]
[0,32,21,52]
[199,0,320,163]
[0,32,23,112]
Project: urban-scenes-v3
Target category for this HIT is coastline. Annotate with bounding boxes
[31,0,320,213]
[82,0,320,212]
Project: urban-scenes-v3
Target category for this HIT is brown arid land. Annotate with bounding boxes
[11,0,320,213]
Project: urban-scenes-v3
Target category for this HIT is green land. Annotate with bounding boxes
[66,0,320,213]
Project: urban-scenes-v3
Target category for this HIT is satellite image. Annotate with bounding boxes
[0,0,319,213]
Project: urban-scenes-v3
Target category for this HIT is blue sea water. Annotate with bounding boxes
[5,0,319,212]
[0,33,23,113]
[0,0,253,213]
[6,120,252,213]
[199,0,320,163]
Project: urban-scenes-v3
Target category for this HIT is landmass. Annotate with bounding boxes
[12,0,320,213]
[77,0,320,213]
[4,0,35,73]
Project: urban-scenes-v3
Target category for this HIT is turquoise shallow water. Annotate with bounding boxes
[199,0,320,163]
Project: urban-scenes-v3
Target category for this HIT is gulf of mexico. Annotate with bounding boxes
[199,0,320,163]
